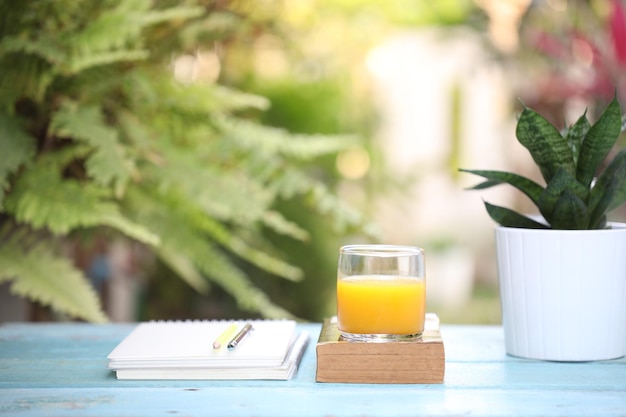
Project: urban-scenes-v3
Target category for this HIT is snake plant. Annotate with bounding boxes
[461,97,626,229]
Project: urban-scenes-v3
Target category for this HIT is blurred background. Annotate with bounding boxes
[1,0,625,324]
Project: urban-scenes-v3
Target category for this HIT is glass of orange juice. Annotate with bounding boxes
[337,244,426,342]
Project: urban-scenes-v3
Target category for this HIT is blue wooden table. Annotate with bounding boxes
[1,322,625,417]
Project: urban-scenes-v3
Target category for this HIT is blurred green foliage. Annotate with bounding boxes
[142,0,484,321]
[0,0,486,322]
[0,0,376,322]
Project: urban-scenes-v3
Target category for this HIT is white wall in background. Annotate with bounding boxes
[367,28,522,306]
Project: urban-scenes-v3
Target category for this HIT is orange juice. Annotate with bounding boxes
[337,275,426,335]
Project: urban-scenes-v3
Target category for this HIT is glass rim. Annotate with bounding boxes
[340,244,423,257]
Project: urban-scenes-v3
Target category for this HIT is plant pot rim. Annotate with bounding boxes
[496,214,626,234]
[496,221,626,234]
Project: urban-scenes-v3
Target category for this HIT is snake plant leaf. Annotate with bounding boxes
[576,97,622,188]
[537,167,589,226]
[464,179,504,190]
[549,189,589,230]
[563,111,590,166]
[459,169,544,205]
[593,215,608,230]
[484,201,550,229]
[516,106,576,183]
[462,98,625,230]
[588,147,626,228]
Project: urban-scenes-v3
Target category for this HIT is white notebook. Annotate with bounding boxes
[107,319,309,380]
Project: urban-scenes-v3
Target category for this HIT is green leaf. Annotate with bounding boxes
[1,0,375,321]
[67,0,151,55]
[268,168,370,234]
[549,189,589,230]
[0,111,37,208]
[145,146,273,225]
[576,97,622,188]
[194,214,304,282]
[588,148,626,228]
[122,187,295,318]
[0,34,62,103]
[459,169,544,205]
[0,36,64,63]
[537,168,589,226]
[4,158,158,245]
[0,242,108,323]
[262,210,310,242]
[154,247,209,294]
[65,50,149,74]
[465,179,504,190]
[516,106,575,183]
[217,116,358,160]
[484,201,549,229]
[49,102,131,190]
[195,242,296,319]
[212,85,271,112]
[128,73,270,121]
[563,111,590,165]
[140,6,204,25]
[65,1,201,73]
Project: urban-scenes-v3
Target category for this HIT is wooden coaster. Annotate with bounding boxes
[315,314,445,384]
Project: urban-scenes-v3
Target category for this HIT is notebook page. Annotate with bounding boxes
[113,331,310,380]
[108,320,296,369]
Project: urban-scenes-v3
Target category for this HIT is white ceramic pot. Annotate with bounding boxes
[495,223,626,361]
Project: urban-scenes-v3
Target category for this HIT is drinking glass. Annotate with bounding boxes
[337,244,426,341]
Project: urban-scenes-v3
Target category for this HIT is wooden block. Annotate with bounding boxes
[315,314,445,384]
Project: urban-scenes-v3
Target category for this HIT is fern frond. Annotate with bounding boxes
[4,158,158,245]
[0,36,64,63]
[145,144,273,225]
[0,110,37,209]
[137,75,270,123]
[262,210,310,241]
[217,115,359,159]
[123,187,294,318]
[68,1,149,55]
[116,115,308,280]
[124,184,303,282]
[68,1,201,55]
[65,49,149,74]
[155,246,209,294]
[194,243,295,319]
[269,167,370,234]
[139,5,204,26]
[212,85,271,112]
[191,210,304,282]
[49,101,131,189]
[0,53,56,104]
[72,0,202,53]
[116,110,153,151]
[0,241,108,323]
[1,0,373,321]
[309,180,369,233]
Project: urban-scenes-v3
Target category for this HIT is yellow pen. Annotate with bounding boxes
[212,324,238,350]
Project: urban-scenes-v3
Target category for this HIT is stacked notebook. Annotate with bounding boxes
[107,319,309,380]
